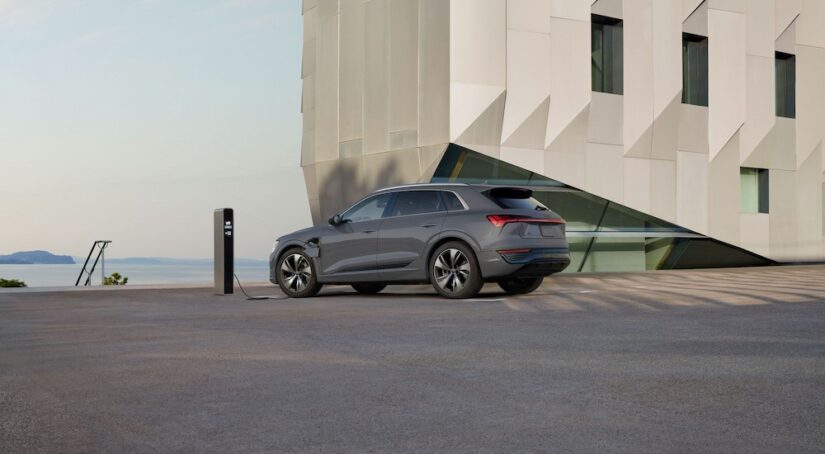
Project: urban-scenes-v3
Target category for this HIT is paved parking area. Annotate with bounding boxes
[1,265,824,452]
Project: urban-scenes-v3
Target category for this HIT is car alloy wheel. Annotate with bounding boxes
[280,253,311,293]
[433,248,471,294]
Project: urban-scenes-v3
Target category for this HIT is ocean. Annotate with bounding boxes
[0,263,270,288]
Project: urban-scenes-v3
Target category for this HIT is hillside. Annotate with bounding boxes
[0,251,75,265]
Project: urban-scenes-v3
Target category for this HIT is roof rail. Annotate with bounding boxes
[375,182,468,192]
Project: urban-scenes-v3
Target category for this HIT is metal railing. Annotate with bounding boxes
[75,241,111,286]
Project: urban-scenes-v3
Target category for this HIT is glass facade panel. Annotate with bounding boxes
[432,144,566,187]
[533,190,607,231]
[591,15,623,95]
[579,236,646,272]
[776,52,796,118]
[432,144,775,272]
[682,33,709,106]
[645,237,676,270]
[566,237,591,273]
[599,201,685,233]
[661,239,772,269]
[564,236,771,273]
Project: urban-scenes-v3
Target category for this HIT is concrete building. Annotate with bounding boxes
[299,0,825,271]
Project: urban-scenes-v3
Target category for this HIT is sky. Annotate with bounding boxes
[0,0,311,260]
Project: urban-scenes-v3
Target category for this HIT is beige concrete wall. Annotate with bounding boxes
[300,0,452,221]
[300,0,825,262]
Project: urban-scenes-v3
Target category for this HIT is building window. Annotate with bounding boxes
[776,52,796,118]
[591,15,623,95]
[682,33,708,106]
[740,168,769,214]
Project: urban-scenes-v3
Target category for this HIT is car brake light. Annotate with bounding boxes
[486,214,565,227]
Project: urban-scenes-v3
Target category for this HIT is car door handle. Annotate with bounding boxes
[420,223,437,228]
[361,229,377,234]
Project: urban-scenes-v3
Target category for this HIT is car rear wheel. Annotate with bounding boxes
[276,248,322,298]
[351,283,387,294]
[429,241,483,299]
[497,277,543,295]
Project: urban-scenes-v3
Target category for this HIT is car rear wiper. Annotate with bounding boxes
[535,206,548,211]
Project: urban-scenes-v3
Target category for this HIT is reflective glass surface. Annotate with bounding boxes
[740,167,769,214]
[432,144,774,272]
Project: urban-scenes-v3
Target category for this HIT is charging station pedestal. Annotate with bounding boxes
[214,208,234,295]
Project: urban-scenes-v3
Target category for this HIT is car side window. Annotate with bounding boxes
[390,191,446,217]
[442,191,465,211]
[342,193,391,223]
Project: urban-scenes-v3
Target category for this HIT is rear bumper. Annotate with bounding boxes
[477,247,571,279]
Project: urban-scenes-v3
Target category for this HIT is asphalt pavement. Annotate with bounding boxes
[1,265,824,453]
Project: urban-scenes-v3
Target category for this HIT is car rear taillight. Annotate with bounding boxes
[486,214,565,227]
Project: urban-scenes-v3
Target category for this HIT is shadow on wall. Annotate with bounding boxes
[317,156,403,223]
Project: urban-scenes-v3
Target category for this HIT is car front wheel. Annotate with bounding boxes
[497,277,543,295]
[429,241,483,299]
[276,248,322,298]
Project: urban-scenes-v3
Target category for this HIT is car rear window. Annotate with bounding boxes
[487,187,548,211]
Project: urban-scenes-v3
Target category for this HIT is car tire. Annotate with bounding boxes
[429,241,483,299]
[276,248,322,298]
[351,283,387,294]
[497,277,543,295]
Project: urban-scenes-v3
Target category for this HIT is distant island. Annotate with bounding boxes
[0,250,75,265]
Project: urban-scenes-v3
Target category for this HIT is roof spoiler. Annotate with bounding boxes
[486,187,533,199]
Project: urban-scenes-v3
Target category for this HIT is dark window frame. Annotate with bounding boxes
[775,51,796,118]
[682,32,709,107]
[591,14,624,95]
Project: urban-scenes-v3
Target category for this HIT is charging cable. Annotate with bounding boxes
[233,273,282,300]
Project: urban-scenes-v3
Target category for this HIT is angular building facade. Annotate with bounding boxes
[299,0,825,271]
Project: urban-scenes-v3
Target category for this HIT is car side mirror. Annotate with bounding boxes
[329,214,342,226]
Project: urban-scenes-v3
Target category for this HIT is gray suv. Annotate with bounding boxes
[270,184,570,299]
